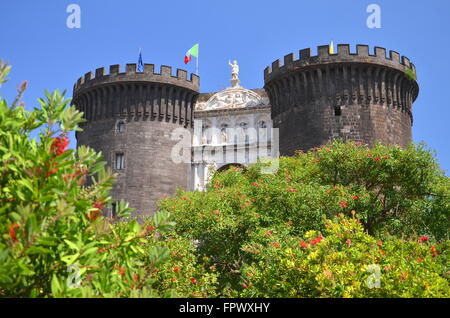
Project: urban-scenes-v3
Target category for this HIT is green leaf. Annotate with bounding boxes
[64,239,80,251]
[18,179,34,195]
[82,247,99,257]
[25,246,53,255]
[61,253,80,265]
[51,274,61,296]
[10,212,21,222]
[36,236,59,246]
[17,262,35,276]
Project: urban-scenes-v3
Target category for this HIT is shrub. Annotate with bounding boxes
[0,62,218,297]
[239,217,449,297]
[160,140,449,296]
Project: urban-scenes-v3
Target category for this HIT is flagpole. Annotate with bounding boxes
[196,45,199,76]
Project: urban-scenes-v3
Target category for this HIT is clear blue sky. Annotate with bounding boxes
[1,0,449,174]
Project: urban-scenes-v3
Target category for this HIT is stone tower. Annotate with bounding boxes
[264,44,419,155]
[72,63,199,217]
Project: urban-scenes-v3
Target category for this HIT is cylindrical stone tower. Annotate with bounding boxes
[264,44,419,155]
[72,63,199,217]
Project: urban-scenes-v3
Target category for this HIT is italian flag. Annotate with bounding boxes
[184,43,199,64]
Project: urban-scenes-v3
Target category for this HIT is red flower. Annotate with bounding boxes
[9,223,20,243]
[93,201,104,210]
[173,267,180,273]
[50,134,69,156]
[339,200,348,209]
[190,278,197,284]
[117,267,126,276]
[251,182,260,187]
[383,155,390,159]
[87,210,101,221]
[97,248,105,253]
[146,226,156,233]
[375,157,381,161]
[418,258,423,263]
[420,235,429,242]
[376,240,383,247]
[287,187,297,193]
[353,195,359,201]
[310,234,323,246]
[299,240,309,249]
[263,230,274,237]
[243,283,248,289]
[133,273,138,282]
[346,239,352,246]
[272,242,280,248]
[431,246,438,257]
[286,221,293,227]
[46,162,58,177]
[213,210,220,215]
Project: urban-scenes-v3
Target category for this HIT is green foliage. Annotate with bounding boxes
[240,217,449,297]
[159,141,449,297]
[0,62,218,298]
[405,68,417,81]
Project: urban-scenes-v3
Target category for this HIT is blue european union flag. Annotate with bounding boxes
[137,49,144,72]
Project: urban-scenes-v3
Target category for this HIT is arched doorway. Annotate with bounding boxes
[217,163,246,172]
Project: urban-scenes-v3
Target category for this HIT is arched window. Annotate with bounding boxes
[217,163,246,172]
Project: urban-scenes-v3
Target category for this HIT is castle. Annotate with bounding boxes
[72,44,419,218]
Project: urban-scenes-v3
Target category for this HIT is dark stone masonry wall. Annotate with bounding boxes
[264,44,419,155]
[73,63,199,217]
[75,118,191,217]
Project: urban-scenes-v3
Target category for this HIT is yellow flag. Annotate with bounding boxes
[329,41,334,54]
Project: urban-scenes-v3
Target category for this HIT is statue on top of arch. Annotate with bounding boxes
[228,60,240,87]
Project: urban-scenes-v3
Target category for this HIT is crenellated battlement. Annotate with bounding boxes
[72,63,199,127]
[264,44,416,82]
[263,44,420,154]
[73,63,199,94]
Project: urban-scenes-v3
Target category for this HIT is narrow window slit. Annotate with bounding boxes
[334,106,342,116]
